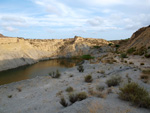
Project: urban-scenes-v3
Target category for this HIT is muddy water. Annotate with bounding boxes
[0,59,81,85]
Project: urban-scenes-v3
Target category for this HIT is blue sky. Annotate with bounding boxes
[0,0,150,40]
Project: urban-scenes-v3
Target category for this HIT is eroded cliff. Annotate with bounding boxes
[0,36,109,71]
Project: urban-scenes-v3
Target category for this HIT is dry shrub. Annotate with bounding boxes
[69,92,87,104]
[129,62,134,64]
[49,70,61,78]
[142,69,150,74]
[66,86,74,92]
[140,63,145,65]
[119,82,150,108]
[60,97,68,107]
[84,75,93,83]
[106,76,122,87]
[140,74,149,83]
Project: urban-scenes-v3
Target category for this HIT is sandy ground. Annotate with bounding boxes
[0,54,150,113]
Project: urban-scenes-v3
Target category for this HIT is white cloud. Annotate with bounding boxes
[87,17,104,26]
[1,16,26,23]
[3,26,18,32]
[34,0,78,17]
[80,0,124,6]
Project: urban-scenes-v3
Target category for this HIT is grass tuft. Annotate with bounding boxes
[60,97,68,107]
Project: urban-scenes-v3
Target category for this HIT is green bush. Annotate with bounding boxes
[80,55,94,60]
[119,82,150,108]
[108,43,113,46]
[66,87,74,92]
[115,44,120,48]
[106,76,122,87]
[84,75,93,83]
[60,97,68,107]
[145,54,150,58]
[49,70,61,78]
[77,65,84,72]
[120,53,128,58]
[127,47,136,54]
[93,46,101,49]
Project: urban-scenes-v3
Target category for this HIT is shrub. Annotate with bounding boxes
[80,55,94,60]
[140,74,149,83]
[84,75,93,83]
[129,62,133,64]
[49,70,61,78]
[145,54,150,58]
[77,65,84,72]
[108,43,113,46]
[69,93,78,104]
[69,74,73,77]
[60,97,68,107]
[115,45,120,48]
[93,46,101,49]
[69,92,87,104]
[140,75,149,79]
[66,87,74,92]
[106,76,122,87]
[120,53,128,58]
[77,92,87,101]
[119,82,150,108]
[140,63,145,65]
[127,47,136,54]
[124,60,127,63]
[8,95,12,98]
[142,69,150,74]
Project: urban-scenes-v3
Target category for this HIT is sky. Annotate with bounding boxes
[0,0,150,40]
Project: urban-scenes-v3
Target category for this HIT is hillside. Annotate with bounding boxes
[118,26,150,51]
[0,35,110,71]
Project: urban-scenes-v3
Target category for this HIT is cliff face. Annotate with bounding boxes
[0,36,109,71]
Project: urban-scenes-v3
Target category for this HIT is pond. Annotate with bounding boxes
[0,59,81,85]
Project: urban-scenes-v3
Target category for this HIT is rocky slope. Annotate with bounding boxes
[0,35,110,71]
[118,26,150,51]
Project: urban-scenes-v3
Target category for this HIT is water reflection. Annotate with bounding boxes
[0,59,81,85]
